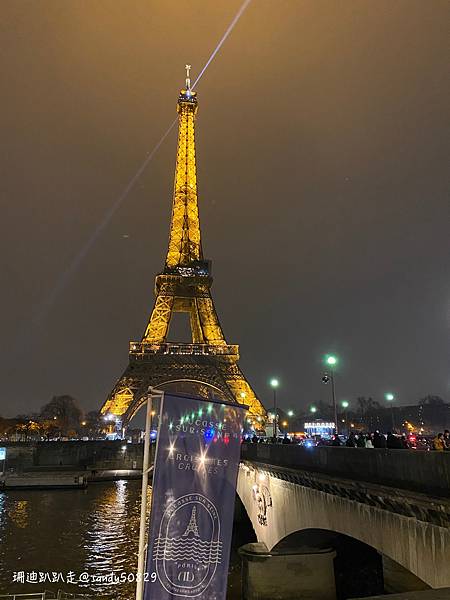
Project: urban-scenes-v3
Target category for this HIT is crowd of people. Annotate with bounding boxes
[249,429,450,450]
[432,430,450,451]
[329,430,449,450]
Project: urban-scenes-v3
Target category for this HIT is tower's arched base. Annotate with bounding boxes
[100,350,263,427]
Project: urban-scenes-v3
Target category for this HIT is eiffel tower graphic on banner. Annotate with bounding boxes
[182,507,199,538]
[100,67,265,426]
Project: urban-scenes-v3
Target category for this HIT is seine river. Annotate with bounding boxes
[0,481,243,598]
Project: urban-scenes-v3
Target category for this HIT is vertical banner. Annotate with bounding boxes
[144,393,246,600]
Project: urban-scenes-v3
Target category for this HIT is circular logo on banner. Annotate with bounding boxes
[153,493,222,597]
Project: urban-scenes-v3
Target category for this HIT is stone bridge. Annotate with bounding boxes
[236,443,450,600]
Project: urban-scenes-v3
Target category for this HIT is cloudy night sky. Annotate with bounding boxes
[1,1,449,418]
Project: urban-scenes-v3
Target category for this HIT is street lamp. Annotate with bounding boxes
[341,400,349,434]
[385,393,395,431]
[310,406,317,414]
[287,410,294,417]
[323,355,338,434]
[270,378,279,440]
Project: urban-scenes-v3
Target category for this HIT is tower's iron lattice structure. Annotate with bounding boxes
[100,69,265,426]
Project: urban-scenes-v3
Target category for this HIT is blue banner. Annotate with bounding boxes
[144,393,246,600]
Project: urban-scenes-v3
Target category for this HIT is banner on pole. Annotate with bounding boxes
[144,393,246,600]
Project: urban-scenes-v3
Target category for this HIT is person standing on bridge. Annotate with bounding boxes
[365,434,374,448]
[345,432,357,447]
[373,431,386,448]
[356,434,366,448]
[443,430,450,451]
[432,433,445,451]
[387,432,403,449]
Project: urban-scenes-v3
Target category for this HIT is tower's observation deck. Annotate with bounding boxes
[100,67,265,425]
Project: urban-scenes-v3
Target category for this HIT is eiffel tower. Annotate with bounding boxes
[182,506,199,538]
[100,67,265,426]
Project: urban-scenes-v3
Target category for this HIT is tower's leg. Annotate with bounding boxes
[143,295,174,343]
[196,296,227,344]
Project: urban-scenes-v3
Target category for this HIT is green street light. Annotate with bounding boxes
[324,355,338,433]
[269,378,279,439]
[341,400,349,434]
[385,393,395,430]
[310,406,317,414]
[287,410,294,417]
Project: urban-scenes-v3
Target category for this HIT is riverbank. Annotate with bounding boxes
[0,467,147,490]
[1,440,149,472]
[0,441,151,490]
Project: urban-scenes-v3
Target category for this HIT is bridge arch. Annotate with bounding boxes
[236,463,450,589]
[274,528,429,596]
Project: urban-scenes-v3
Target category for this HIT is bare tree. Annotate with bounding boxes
[419,395,445,406]
[40,395,83,437]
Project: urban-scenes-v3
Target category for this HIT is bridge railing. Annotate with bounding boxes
[241,443,450,498]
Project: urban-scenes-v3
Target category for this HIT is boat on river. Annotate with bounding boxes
[0,472,87,490]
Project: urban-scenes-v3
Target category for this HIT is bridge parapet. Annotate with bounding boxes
[241,443,450,498]
[238,444,450,588]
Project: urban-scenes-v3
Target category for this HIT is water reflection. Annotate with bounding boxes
[82,481,151,593]
[7,500,29,529]
[0,482,239,598]
[0,482,151,598]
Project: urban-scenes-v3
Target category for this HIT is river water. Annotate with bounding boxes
[0,481,243,598]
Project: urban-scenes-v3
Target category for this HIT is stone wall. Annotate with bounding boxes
[1,441,150,472]
[241,443,450,497]
[0,443,35,472]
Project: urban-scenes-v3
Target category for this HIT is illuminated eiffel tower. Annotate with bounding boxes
[100,67,265,426]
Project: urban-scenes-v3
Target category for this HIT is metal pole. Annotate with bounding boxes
[391,405,395,432]
[150,411,154,459]
[273,388,277,440]
[331,369,338,435]
[135,395,152,600]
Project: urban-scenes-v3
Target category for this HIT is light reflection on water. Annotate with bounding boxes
[0,482,243,598]
[0,481,151,598]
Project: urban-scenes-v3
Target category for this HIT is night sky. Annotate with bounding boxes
[1,1,449,418]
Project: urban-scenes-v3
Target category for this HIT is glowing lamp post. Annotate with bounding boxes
[385,393,395,431]
[270,378,279,440]
[310,406,317,414]
[323,355,338,434]
[341,400,349,434]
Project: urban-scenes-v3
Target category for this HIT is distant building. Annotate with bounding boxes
[304,420,335,439]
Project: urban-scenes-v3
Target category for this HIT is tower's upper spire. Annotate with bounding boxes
[165,67,203,271]
[185,64,191,90]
